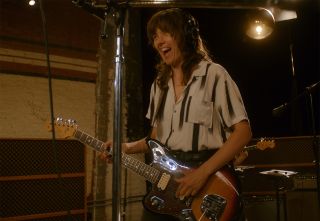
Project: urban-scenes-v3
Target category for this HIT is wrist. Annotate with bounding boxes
[122,143,130,153]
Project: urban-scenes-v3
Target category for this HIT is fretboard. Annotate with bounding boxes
[244,144,258,151]
[73,128,160,183]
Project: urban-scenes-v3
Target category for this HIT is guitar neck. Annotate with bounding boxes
[244,144,258,151]
[73,128,160,184]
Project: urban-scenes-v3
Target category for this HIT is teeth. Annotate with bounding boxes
[161,47,170,52]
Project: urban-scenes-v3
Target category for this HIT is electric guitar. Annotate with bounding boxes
[233,138,276,168]
[48,117,242,221]
[245,138,275,151]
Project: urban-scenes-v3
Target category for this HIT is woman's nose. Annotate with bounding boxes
[154,34,164,46]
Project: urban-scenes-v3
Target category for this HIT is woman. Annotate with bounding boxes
[106,8,252,221]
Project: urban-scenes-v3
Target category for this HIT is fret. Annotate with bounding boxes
[135,160,140,172]
[79,131,87,143]
[122,155,129,166]
[84,134,94,145]
[151,169,159,183]
[136,161,142,175]
[146,166,154,182]
[151,170,158,183]
[142,164,148,177]
[141,164,146,176]
[74,130,82,140]
[96,141,105,152]
[140,164,145,176]
[60,123,162,184]
[90,139,98,150]
[121,153,158,183]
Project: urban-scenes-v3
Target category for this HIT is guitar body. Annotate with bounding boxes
[143,139,241,221]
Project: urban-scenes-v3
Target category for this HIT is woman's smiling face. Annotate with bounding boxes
[153,28,183,68]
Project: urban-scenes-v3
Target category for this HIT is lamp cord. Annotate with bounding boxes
[38,0,75,220]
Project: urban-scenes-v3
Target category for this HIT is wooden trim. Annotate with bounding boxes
[243,191,287,196]
[0,173,85,181]
[0,47,97,73]
[241,163,315,168]
[1,209,86,221]
[0,61,96,82]
[0,35,97,55]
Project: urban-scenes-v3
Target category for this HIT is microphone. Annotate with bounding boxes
[272,81,319,117]
[272,102,288,117]
[72,0,106,21]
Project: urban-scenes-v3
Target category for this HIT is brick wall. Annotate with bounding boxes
[0,1,147,220]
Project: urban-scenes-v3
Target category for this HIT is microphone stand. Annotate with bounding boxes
[108,3,127,221]
[273,81,320,205]
[77,1,127,220]
[305,83,320,206]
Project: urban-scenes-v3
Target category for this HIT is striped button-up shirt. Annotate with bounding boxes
[146,60,249,152]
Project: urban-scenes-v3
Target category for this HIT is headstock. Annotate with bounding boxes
[256,138,275,150]
[47,116,77,139]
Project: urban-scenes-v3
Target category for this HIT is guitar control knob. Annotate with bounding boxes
[151,198,159,206]
[150,196,164,210]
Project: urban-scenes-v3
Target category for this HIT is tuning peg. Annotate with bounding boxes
[66,119,76,127]
[55,116,64,125]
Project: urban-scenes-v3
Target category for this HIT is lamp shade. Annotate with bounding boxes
[246,8,275,40]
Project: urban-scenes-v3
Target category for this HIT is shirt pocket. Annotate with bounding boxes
[185,97,213,128]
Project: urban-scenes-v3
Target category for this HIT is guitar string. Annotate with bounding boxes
[75,129,163,183]
[74,128,212,219]
[65,126,214,220]
[198,208,207,221]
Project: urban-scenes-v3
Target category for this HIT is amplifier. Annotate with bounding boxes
[238,135,318,193]
[293,174,318,190]
[242,135,318,166]
[0,139,86,220]
[243,191,320,221]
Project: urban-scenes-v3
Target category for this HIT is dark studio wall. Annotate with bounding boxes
[140,2,320,139]
[1,0,318,139]
[0,0,101,81]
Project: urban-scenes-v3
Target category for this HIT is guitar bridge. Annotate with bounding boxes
[179,209,196,221]
[200,194,226,221]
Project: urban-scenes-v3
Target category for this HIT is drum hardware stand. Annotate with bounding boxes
[272,81,320,206]
[260,169,297,221]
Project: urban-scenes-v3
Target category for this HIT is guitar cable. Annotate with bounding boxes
[38,0,76,220]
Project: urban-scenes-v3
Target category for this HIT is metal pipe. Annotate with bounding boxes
[91,0,303,9]
[112,8,126,221]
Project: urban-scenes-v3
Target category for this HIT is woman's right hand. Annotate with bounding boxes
[98,140,113,163]
[99,141,129,163]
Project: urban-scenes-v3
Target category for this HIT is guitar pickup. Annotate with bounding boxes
[157,172,171,190]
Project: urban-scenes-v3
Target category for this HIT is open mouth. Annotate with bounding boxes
[161,47,171,56]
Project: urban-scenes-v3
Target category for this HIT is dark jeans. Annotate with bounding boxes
[141,209,179,221]
[141,208,245,221]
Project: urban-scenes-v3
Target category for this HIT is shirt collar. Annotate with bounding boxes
[190,60,210,77]
[168,60,210,87]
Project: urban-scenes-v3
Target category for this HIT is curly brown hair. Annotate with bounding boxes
[147,8,212,90]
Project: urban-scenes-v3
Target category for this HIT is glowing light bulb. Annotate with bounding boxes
[29,0,36,6]
[255,25,263,35]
